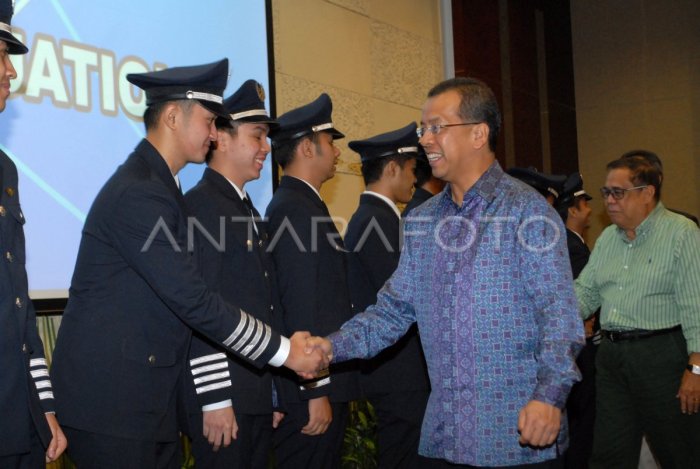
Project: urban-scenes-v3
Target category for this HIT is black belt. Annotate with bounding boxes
[601,325,681,343]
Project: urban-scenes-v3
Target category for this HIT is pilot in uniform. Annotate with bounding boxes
[50,60,322,467]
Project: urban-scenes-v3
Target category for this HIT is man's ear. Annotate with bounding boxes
[472,123,489,150]
[162,102,180,130]
[215,131,228,152]
[643,184,656,202]
[300,137,314,159]
[384,160,398,178]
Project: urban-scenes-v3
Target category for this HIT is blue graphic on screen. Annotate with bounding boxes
[0,0,273,298]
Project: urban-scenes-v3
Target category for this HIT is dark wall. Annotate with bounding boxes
[452,0,579,176]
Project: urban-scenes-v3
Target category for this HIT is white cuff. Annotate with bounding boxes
[202,399,232,412]
[268,336,291,367]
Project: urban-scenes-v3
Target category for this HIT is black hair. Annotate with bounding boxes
[361,154,415,186]
[142,99,196,132]
[205,118,241,164]
[272,132,325,169]
[620,149,663,175]
[556,196,586,223]
[414,157,432,187]
[427,77,502,152]
[607,155,662,202]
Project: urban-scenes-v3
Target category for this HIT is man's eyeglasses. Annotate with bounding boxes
[599,185,648,200]
[416,122,482,138]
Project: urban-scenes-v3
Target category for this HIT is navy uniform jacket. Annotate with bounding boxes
[0,151,53,456]
[51,139,283,442]
[403,187,433,217]
[566,228,590,279]
[345,194,429,394]
[265,176,359,404]
[183,167,280,419]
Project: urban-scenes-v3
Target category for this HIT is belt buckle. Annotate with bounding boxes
[607,331,619,343]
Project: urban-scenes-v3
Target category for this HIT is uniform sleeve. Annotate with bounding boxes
[268,205,320,333]
[188,334,234,409]
[267,204,331,399]
[353,216,400,293]
[26,300,55,413]
[107,181,283,368]
[674,226,700,353]
[568,237,590,280]
[520,202,585,409]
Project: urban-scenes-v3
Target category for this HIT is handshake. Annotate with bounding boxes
[283,332,334,379]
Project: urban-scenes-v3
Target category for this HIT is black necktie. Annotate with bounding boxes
[242,195,259,234]
[242,194,254,212]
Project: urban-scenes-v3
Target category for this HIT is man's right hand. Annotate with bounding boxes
[284,331,329,379]
[301,396,332,436]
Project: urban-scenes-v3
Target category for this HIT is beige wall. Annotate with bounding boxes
[271,0,444,230]
[571,0,700,241]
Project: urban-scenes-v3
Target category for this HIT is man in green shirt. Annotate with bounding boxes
[575,155,700,468]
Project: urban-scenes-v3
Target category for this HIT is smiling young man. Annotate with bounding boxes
[266,94,360,469]
[308,77,584,468]
[182,79,283,469]
[345,123,433,468]
[0,2,68,466]
[575,155,700,468]
[50,61,327,467]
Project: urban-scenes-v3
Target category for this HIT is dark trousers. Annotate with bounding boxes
[590,330,700,469]
[426,456,564,468]
[368,390,438,469]
[564,340,597,469]
[0,427,45,469]
[189,413,272,469]
[273,401,348,469]
[63,426,180,469]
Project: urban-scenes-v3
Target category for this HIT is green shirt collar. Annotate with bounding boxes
[617,201,665,242]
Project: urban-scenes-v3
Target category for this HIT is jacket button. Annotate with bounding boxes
[15,297,22,308]
[258,240,264,247]
[22,343,28,353]
[0,206,5,216]
[6,252,13,262]
[148,355,156,365]
[264,271,269,278]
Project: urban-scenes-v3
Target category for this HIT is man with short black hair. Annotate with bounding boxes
[620,149,699,227]
[576,154,700,468]
[50,60,327,467]
[345,123,432,468]
[308,77,584,467]
[182,79,283,468]
[0,1,67,466]
[266,94,360,469]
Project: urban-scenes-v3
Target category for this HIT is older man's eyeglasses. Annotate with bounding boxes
[416,122,482,138]
[599,185,648,200]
